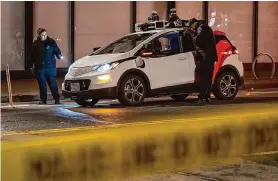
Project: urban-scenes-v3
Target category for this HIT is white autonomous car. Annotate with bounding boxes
[62,17,244,107]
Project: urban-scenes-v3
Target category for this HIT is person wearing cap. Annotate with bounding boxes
[28,28,63,104]
[188,18,218,104]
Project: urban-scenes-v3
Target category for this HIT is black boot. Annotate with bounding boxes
[55,100,61,104]
[196,99,207,106]
[39,100,46,105]
[206,98,212,103]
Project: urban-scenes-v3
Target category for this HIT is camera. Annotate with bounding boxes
[148,11,159,22]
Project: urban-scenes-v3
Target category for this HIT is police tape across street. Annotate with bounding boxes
[2,108,278,181]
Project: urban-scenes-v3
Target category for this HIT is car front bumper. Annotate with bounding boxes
[62,87,117,100]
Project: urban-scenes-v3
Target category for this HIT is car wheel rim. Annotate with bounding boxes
[85,99,93,102]
[220,75,237,98]
[124,78,144,103]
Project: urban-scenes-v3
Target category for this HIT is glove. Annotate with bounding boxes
[57,54,64,60]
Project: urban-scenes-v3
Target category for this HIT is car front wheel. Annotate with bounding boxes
[118,74,147,106]
[75,98,99,107]
[213,71,239,100]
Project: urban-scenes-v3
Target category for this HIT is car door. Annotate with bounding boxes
[145,31,195,90]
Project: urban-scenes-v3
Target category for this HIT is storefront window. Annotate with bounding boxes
[208,2,253,63]
[136,1,167,23]
[1,1,25,70]
[33,2,70,68]
[75,2,131,60]
[258,2,278,62]
[176,1,203,20]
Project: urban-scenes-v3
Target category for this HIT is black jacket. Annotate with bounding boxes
[194,23,218,63]
[28,37,62,70]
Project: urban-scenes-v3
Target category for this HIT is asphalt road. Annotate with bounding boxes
[1,90,278,133]
[127,154,278,181]
[1,90,278,181]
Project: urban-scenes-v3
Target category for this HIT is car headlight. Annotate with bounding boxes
[94,62,119,72]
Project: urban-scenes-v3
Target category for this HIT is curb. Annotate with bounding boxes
[243,82,278,90]
[1,93,64,103]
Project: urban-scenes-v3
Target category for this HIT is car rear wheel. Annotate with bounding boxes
[75,98,99,107]
[213,71,239,100]
[170,94,190,101]
[118,74,147,106]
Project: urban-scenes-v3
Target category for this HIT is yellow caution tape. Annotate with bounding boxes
[2,109,278,181]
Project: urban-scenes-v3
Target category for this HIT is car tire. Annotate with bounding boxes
[170,94,190,101]
[213,71,239,100]
[118,74,147,106]
[75,98,99,107]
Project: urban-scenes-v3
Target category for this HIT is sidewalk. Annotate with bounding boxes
[1,78,64,103]
[1,72,278,103]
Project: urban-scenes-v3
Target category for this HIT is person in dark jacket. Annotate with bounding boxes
[188,18,218,104]
[28,28,63,104]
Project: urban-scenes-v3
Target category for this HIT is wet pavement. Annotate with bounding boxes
[1,91,278,181]
[1,91,278,133]
[1,102,104,133]
[128,154,278,181]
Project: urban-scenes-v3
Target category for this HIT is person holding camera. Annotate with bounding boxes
[28,28,63,104]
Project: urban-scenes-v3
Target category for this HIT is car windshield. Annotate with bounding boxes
[94,33,155,55]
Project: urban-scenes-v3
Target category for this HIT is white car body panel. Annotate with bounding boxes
[146,52,195,89]
[62,27,244,103]
[71,53,127,68]
[222,54,244,77]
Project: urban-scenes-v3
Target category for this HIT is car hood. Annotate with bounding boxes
[72,53,129,68]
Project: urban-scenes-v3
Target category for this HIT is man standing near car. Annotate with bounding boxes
[188,18,218,104]
[28,28,63,104]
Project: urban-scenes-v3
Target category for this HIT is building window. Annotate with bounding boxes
[74,2,131,60]
[176,1,203,20]
[258,2,278,62]
[136,1,167,23]
[1,1,25,70]
[33,2,70,68]
[208,2,253,63]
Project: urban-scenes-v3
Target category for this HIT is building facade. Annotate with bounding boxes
[1,1,278,79]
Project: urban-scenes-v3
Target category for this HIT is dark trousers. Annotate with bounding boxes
[199,61,214,100]
[35,67,60,102]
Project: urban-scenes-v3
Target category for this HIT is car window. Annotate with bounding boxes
[215,35,227,44]
[151,32,181,57]
[215,35,232,45]
[94,33,155,55]
[214,35,236,51]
